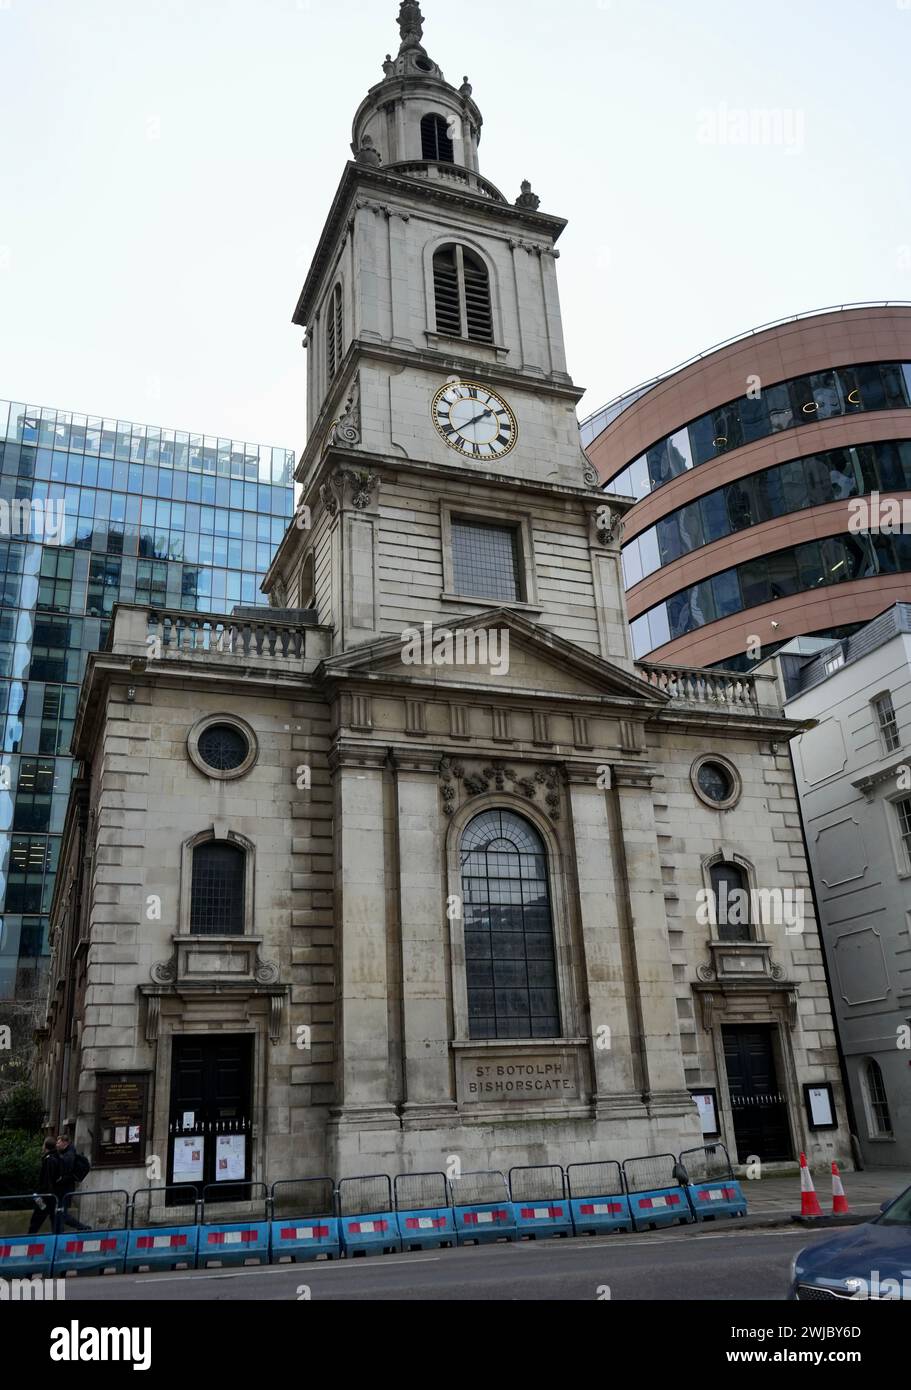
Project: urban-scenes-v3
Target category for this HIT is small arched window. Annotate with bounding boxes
[709,861,752,943]
[190,840,245,936]
[865,1059,893,1136]
[460,809,559,1040]
[326,283,343,382]
[433,245,493,343]
[421,112,454,163]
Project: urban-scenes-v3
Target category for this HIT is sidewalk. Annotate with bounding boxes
[737,1166,910,1228]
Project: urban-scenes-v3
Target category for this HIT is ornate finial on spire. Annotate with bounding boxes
[397,0,424,51]
[382,53,395,77]
[459,75,473,98]
[515,180,541,210]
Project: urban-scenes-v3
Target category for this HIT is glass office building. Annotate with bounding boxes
[0,398,295,1004]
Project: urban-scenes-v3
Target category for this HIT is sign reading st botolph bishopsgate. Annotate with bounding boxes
[462,1055,581,1101]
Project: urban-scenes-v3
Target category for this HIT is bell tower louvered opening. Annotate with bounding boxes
[421,112,454,163]
[432,245,493,344]
[326,283,343,382]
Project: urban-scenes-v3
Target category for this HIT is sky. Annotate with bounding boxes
[1,0,909,452]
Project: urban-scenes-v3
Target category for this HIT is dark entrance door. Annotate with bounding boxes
[169,1035,253,1190]
[722,1025,792,1163]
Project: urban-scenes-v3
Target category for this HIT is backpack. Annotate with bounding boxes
[72,1151,91,1182]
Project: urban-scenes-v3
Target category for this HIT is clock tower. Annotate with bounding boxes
[268,0,630,664]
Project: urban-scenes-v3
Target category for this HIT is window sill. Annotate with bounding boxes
[440,591,541,613]
[451,1037,588,1050]
[425,332,510,363]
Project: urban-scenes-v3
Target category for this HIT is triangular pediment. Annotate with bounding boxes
[316,609,667,706]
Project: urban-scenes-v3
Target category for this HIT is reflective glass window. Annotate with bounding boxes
[712,568,742,617]
[700,488,730,545]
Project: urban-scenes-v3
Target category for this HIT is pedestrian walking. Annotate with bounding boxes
[27,1137,61,1234]
[52,1134,92,1232]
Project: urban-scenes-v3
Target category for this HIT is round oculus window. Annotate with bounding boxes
[696,761,734,805]
[197,723,249,772]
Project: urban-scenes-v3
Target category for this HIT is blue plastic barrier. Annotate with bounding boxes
[0,1234,57,1278]
[270,1179,340,1263]
[0,1196,57,1277]
[126,1186,200,1272]
[53,1190,130,1276]
[509,1165,573,1240]
[338,1175,401,1256]
[127,1225,199,1271]
[450,1171,517,1246]
[678,1144,747,1222]
[623,1154,693,1231]
[566,1161,633,1235]
[199,1183,270,1267]
[394,1172,456,1250]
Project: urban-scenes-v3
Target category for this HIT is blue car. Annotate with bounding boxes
[791,1184,911,1300]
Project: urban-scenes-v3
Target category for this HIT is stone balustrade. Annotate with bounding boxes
[108,603,329,671]
[637,661,780,714]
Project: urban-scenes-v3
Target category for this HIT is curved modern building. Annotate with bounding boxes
[584,304,911,669]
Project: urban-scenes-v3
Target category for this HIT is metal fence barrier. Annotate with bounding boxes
[622,1153,693,1231]
[55,1190,131,1275]
[199,1182,270,1267]
[678,1143,747,1221]
[566,1160,632,1235]
[270,1178,340,1262]
[394,1171,456,1250]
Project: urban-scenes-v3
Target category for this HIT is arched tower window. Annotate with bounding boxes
[433,245,493,343]
[190,840,245,935]
[864,1058,893,1136]
[460,809,559,1040]
[421,112,454,163]
[326,283,343,382]
[709,860,752,943]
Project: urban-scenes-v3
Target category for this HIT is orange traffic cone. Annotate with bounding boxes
[799,1152,823,1217]
[831,1162,850,1215]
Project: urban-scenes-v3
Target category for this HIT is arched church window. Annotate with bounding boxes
[864,1058,892,1136]
[460,809,559,1040]
[190,840,245,936]
[433,245,493,343]
[326,283,343,381]
[709,860,752,943]
[421,112,454,163]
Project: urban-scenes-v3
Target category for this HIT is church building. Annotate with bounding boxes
[36,3,851,1191]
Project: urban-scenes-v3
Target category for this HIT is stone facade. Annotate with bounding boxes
[36,3,851,1189]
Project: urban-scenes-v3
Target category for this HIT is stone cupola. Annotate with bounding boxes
[351,2,484,174]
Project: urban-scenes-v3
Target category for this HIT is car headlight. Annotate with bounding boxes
[790,1253,802,1283]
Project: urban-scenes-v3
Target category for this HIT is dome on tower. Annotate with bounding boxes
[351,2,485,176]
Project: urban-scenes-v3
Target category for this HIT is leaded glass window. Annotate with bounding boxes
[190,841,245,935]
[451,520,520,600]
[460,809,559,1039]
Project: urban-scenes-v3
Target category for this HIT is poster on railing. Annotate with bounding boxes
[215,1133,246,1182]
[173,1135,205,1185]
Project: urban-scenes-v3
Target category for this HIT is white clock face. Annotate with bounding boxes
[432,380,518,460]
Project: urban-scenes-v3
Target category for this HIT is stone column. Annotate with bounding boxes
[327,746,398,1132]
[611,764,693,1118]
[565,762,644,1118]
[391,750,458,1127]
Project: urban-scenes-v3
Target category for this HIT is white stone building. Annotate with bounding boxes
[765,606,911,1167]
[36,3,851,1192]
